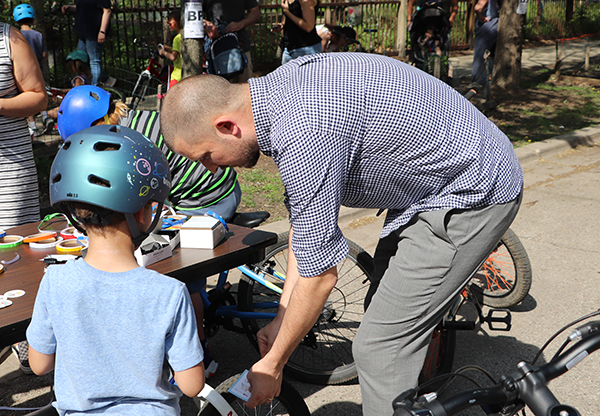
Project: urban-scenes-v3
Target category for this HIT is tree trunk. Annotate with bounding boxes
[493,0,524,91]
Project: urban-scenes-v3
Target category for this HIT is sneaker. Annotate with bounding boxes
[104,76,117,87]
[205,358,219,379]
[28,127,36,140]
[42,117,55,133]
[11,341,34,375]
[201,338,218,379]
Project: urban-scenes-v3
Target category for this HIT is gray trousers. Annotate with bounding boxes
[353,192,522,416]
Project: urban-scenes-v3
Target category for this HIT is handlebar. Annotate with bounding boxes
[392,320,600,416]
[133,38,159,59]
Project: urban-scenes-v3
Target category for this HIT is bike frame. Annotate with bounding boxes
[199,265,281,322]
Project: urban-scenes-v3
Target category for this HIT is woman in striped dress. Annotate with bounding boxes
[0,23,47,228]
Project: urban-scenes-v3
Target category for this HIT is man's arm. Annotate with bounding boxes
[246,227,338,408]
[98,8,111,43]
[474,0,489,22]
[225,6,260,33]
[448,0,458,26]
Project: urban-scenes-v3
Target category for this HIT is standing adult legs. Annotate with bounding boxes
[472,17,498,86]
[353,193,521,416]
[78,37,106,86]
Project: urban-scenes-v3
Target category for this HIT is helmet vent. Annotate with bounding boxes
[51,173,62,184]
[93,142,121,152]
[90,91,100,101]
[109,125,121,133]
[88,175,111,188]
[62,141,71,150]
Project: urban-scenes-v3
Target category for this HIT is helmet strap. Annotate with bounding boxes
[126,202,165,248]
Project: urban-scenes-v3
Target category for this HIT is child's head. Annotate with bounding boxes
[50,125,171,246]
[327,25,359,51]
[57,85,128,140]
[66,50,91,77]
[167,10,181,32]
[13,3,35,26]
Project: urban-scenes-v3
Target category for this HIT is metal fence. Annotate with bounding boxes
[10,0,598,89]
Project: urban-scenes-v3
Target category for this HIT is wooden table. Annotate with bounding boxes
[0,220,277,348]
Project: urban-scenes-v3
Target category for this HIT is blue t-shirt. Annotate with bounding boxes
[21,29,45,67]
[27,258,203,415]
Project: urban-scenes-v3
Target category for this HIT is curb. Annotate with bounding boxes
[260,123,600,231]
[514,124,600,165]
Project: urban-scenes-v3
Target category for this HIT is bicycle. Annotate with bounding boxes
[391,309,600,416]
[235,226,531,386]
[128,38,173,111]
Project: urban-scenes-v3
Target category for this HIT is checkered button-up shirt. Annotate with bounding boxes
[249,53,523,277]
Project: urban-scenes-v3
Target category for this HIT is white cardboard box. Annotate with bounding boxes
[180,216,227,249]
[134,230,180,267]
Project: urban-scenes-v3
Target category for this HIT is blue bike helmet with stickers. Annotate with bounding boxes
[50,124,172,246]
[57,85,111,140]
[13,4,35,22]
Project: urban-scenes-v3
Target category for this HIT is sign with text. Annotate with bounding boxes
[184,1,204,39]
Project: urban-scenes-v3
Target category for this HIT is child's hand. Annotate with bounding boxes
[281,0,290,12]
[271,23,283,33]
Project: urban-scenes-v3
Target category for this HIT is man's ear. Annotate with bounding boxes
[214,116,242,139]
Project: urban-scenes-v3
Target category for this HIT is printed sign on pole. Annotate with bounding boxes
[184,1,204,39]
[516,0,529,15]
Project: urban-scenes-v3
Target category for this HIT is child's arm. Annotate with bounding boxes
[28,344,55,376]
[158,45,179,62]
[173,363,205,397]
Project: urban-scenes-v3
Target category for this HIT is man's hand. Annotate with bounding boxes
[204,20,220,39]
[257,317,283,357]
[226,21,245,33]
[246,356,283,408]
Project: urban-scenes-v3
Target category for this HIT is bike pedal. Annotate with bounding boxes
[484,308,512,331]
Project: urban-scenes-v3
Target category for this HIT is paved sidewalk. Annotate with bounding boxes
[451,36,600,79]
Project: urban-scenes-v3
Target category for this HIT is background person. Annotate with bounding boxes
[0,22,47,229]
[13,3,51,136]
[61,0,115,87]
[407,0,458,28]
[157,9,182,88]
[317,24,358,53]
[470,0,499,90]
[159,53,524,415]
[272,0,321,64]
[203,0,260,83]
[27,125,205,415]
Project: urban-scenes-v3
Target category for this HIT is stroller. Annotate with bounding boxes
[409,0,451,81]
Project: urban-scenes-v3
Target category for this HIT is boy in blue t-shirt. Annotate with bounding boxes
[13,4,52,135]
[26,125,205,415]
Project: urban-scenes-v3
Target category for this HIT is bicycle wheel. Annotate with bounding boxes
[471,227,532,308]
[101,86,125,103]
[196,373,310,416]
[238,231,373,385]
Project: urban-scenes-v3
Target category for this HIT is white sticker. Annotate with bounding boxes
[4,290,25,298]
[0,298,13,308]
[228,370,252,402]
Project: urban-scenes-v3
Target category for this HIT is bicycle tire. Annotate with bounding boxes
[471,227,532,308]
[238,231,373,385]
[101,86,125,103]
[129,75,150,111]
[196,373,310,416]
